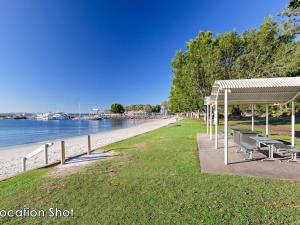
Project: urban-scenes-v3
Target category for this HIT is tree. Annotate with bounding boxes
[169,50,190,112]
[216,31,243,79]
[169,14,300,114]
[280,0,300,35]
[236,17,287,79]
[151,105,161,113]
[125,104,161,112]
[111,103,125,114]
[144,104,152,112]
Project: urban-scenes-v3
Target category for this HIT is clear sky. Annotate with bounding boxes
[0,0,288,113]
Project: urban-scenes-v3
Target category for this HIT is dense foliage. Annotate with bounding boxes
[125,104,161,113]
[281,0,300,35]
[111,103,125,114]
[169,2,300,113]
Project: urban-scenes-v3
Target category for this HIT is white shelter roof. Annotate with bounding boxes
[210,77,300,105]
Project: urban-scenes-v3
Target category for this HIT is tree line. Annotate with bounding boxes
[110,104,161,114]
[169,1,300,113]
[125,104,161,113]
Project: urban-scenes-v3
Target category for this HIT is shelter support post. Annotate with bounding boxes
[206,105,209,134]
[215,101,218,149]
[251,104,254,131]
[292,101,295,147]
[209,105,213,140]
[224,89,228,165]
[266,104,269,136]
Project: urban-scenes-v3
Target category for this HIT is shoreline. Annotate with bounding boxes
[0,118,152,151]
[0,118,153,149]
[0,117,176,181]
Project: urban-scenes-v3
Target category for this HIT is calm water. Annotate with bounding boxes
[0,119,146,148]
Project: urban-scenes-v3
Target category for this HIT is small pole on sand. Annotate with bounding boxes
[22,157,26,172]
[87,135,91,155]
[61,141,65,165]
[44,144,48,165]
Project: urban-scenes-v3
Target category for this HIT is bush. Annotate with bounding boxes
[151,105,161,113]
[111,103,125,114]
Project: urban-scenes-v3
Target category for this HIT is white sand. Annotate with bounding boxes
[0,117,176,180]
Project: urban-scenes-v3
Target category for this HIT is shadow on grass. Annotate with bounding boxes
[167,123,182,127]
[65,152,116,165]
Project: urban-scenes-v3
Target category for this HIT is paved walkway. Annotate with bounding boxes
[197,133,300,181]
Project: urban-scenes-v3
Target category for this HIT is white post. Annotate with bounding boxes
[266,104,269,136]
[224,89,228,165]
[251,104,254,131]
[44,144,48,165]
[22,157,26,172]
[206,105,209,134]
[87,135,91,155]
[61,141,65,165]
[215,101,218,149]
[292,101,295,147]
[209,105,213,140]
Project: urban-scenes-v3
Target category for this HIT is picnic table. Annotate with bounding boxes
[229,126,258,145]
[249,136,283,161]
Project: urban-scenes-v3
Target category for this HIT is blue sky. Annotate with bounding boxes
[0,0,288,113]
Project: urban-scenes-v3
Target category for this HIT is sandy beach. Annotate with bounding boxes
[0,117,176,180]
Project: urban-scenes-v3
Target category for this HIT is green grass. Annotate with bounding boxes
[1,119,300,224]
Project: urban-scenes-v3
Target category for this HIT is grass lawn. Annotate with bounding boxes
[1,119,300,224]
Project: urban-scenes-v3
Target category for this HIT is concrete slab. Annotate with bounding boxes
[197,133,300,181]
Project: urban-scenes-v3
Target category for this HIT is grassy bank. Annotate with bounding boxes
[0,119,300,224]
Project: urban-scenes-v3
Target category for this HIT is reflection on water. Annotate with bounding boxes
[0,119,147,148]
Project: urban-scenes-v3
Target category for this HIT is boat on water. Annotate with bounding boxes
[71,115,102,120]
[13,113,27,120]
[90,115,102,120]
[35,112,70,120]
[35,113,53,120]
[52,113,70,120]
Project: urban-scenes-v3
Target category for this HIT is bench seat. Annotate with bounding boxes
[240,142,256,160]
[288,148,300,163]
[273,143,300,163]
